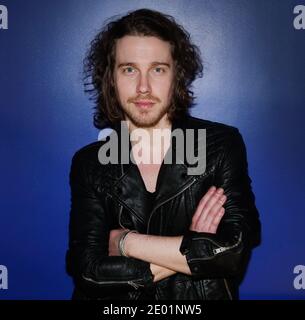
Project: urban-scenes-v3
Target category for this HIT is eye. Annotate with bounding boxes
[154,67,165,74]
[122,66,136,74]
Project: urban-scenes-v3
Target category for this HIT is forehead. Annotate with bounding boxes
[114,35,173,65]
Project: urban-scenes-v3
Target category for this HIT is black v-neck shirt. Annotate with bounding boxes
[146,190,156,209]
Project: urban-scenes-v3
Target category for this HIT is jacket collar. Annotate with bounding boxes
[110,116,198,227]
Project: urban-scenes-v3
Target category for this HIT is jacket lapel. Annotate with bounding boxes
[110,117,197,224]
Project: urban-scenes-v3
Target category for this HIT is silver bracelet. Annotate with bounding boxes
[118,230,138,257]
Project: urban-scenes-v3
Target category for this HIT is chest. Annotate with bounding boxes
[137,163,161,193]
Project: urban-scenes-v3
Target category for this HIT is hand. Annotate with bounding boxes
[108,228,129,256]
[190,186,226,234]
[150,263,177,282]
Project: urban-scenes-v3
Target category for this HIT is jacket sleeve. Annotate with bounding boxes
[179,128,261,278]
[66,150,154,297]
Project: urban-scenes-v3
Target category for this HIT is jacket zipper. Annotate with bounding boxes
[212,232,242,254]
[115,163,145,227]
[223,278,233,300]
[146,176,198,233]
[82,275,144,290]
[187,232,243,262]
[107,191,145,226]
[118,204,125,229]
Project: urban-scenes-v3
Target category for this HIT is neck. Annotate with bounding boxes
[126,115,172,165]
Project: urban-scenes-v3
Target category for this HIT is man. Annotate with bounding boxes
[66,8,261,300]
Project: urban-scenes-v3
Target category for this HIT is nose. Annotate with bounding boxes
[136,71,151,94]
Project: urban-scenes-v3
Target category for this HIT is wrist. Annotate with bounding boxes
[124,231,139,257]
[118,230,138,257]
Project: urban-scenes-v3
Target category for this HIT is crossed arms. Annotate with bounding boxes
[66,129,261,296]
[108,186,227,281]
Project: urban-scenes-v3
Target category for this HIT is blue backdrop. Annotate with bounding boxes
[1,0,304,299]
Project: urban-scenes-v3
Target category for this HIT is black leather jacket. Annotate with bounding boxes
[66,116,261,300]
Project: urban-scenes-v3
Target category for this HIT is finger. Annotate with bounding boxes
[191,186,216,227]
[203,194,226,229]
[208,207,225,234]
[194,193,226,231]
[195,188,224,226]
[192,186,216,221]
[199,186,217,208]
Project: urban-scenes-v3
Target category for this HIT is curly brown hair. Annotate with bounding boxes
[83,8,203,129]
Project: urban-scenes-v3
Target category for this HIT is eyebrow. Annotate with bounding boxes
[116,62,171,69]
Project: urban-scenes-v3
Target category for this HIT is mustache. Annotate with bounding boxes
[128,96,160,103]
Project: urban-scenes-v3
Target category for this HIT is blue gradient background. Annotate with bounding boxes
[0,0,304,299]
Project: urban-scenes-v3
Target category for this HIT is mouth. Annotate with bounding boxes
[133,101,155,109]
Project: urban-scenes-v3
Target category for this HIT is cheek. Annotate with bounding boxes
[115,78,134,98]
[117,76,132,86]
[154,79,173,97]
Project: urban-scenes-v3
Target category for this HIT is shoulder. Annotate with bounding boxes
[69,139,113,181]
[71,140,105,164]
[184,117,249,169]
[185,115,238,133]
[185,115,242,144]
[69,139,114,188]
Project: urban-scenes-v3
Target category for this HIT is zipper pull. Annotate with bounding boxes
[213,247,227,254]
[128,280,142,290]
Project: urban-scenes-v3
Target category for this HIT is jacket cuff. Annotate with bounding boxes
[79,257,155,297]
[179,230,197,256]
[179,230,243,277]
[128,259,155,290]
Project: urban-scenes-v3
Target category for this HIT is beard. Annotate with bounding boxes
[121,101,171,128]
